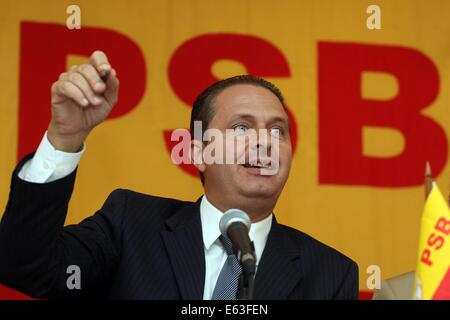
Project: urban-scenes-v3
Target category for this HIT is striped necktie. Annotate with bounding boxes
[211,235,243,300]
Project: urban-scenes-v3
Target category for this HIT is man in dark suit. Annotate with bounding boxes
[0,51,358,299]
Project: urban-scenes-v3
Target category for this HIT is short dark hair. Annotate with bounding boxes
[190,75,286,185]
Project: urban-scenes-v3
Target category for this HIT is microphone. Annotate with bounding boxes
[219,209,256,275]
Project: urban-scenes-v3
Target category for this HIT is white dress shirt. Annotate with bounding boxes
[18,132,273,300]
[18,131,85,183]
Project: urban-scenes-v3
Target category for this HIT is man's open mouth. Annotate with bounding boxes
[242,162,272,169]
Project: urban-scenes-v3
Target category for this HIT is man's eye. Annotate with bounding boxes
[234,124,248,134]
[270,127,282,137]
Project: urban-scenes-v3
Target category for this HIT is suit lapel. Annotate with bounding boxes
[160,198,205,299]
[160,204,302,300]
[254,216,303,299]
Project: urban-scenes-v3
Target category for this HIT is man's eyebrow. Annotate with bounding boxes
[269,116,290,126]
[228,114,257,123]
[228,114,291,130]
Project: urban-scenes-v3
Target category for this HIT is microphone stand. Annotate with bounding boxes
[237,269,255,300]
[237,247,256,300]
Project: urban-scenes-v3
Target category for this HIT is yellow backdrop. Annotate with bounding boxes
[1,0,450,294]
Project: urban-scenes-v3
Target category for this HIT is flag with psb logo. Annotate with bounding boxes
[414,186,450,299]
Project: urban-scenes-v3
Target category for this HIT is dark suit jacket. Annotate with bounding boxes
[0,154,359,299]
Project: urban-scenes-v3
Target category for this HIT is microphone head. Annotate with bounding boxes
[219,209,251,238]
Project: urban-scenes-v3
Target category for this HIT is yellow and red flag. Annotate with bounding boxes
[414,186,450,299]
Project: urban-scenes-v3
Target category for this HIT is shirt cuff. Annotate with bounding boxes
[18,131,85,183]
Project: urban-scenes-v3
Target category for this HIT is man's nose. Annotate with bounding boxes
[250,130,271,152]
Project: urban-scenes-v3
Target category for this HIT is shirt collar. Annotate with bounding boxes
[199,195,273,264]
[200,195,223,251]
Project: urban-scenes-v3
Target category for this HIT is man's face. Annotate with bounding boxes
[200,84,292,201]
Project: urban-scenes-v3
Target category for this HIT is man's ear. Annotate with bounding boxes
[190,139,206,173]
